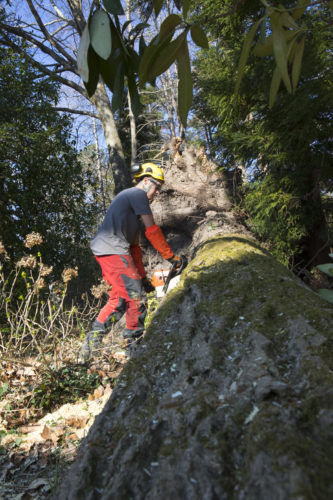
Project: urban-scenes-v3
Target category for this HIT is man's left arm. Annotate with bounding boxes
[141,215,182,268]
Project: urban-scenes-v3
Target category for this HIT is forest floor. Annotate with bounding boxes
[0,327,129,499]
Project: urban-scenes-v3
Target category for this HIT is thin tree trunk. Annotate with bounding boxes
[91,82,131,193]
[160,73,176,137]
[127,91,137,165]
[126,2,137,165]
[91,108,106,213]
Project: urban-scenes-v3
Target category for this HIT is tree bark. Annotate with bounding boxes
[91,82,131,193]
[92,109,106,213]
[127,91,137,165]
[55,231,333,499]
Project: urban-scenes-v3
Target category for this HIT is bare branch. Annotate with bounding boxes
[55,107,99,119]
[49,0,69,21]
[0,21,76,73]
[0,33,85,96]
[67,0,86,36]
[26,0,76,67]
[50,21,75,39]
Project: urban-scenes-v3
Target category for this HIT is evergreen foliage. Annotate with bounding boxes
[244,174,307,266]
[0,44,97,274]
[192,0,333,267]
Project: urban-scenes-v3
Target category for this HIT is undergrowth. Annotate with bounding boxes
[0,233,112,422]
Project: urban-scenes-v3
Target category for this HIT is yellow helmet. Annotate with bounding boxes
[133,162,164,183]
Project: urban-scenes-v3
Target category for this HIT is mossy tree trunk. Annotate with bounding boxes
[55,234,333,500]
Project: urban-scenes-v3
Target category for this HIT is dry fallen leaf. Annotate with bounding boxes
[40,424,52,440]
[66,433,79,441]
[94,386,104,399]
[64,416,88,429]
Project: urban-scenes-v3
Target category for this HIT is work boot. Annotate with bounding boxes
[123,328,144,358]
[78,320,105,363]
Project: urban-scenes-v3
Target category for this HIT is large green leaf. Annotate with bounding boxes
[100,53,117,92]
[127,72,142,118]
[182,0,191,20]
[177,39,192,127]
[291,36,305,92]
[159,14,182,40]
[129,22,149,38]
[253,36,273,57]
[138,32,173,86]
[138,15,182,86]
[77,24,90,82]
[271,12,292,93]
[147,31,187,82]
[139,35,147,56]
[153,0,164,17]
[110,17,129,57]
[269,66,282,108]
[292,0,310,20]
[98,17,124,92]
[235,17,265,94]
[190,24,209,49]
[84,46,100,97]
[126,46,140,73]
[316,263,333,277]
[317,288,333,304]
[268,20,299,105]
[253,30,298,57]
[122,20,133,34]
[103,0,124,16]
[112,59,124,112]
[280,11,299,29]
[90,10,112,60]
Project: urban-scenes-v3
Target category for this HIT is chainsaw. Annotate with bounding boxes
[151,256,188,297]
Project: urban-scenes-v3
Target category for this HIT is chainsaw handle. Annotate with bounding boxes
[174,255,188,275]
[161,255,187,293]
[162,261,177,294]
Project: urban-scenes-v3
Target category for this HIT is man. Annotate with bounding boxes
[79,162,183,362]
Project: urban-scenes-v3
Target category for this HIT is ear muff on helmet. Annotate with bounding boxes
[132,162,164,183]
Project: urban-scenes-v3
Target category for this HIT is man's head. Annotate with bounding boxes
[138,176,162,200]
[133,162,164,200]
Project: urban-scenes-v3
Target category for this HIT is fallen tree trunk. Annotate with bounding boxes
[55,234,333,499]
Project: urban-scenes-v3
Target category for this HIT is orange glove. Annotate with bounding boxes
[145,224,174,260]
[130,244,146,278]
[168,254,181,269]
[168,255,188,270]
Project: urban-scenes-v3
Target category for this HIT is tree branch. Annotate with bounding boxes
[0,33,85,96]
[0,21,76,73]
[26,0,77,67]
[67,0,86,36]
[54,107,99,119]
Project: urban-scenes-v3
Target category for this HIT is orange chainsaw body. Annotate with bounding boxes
[151,269,170,288]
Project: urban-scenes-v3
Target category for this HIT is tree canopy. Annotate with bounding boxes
[0,43,96,271]
[192,0,333,266]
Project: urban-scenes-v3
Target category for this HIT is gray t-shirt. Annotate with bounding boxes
[90,187,152,255]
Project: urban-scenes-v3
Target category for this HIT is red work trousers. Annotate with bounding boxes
[95,254,146,332]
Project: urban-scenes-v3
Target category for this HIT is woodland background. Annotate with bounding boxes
[0,0,332,497]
